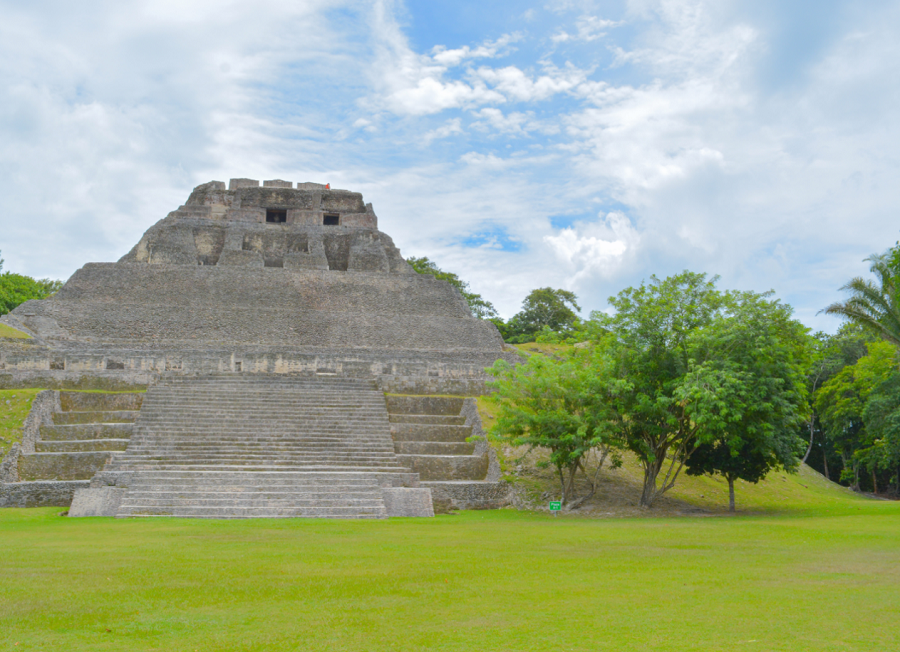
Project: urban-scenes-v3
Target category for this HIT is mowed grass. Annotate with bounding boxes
[1,501,899,652]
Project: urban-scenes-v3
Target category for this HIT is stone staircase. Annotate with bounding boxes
[19,392,138,481]
[95,375,421,518]
[386,395,508,511]
[1,390,140,507]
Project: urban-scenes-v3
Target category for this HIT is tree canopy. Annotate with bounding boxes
[487,341,624,507]
[592,273,809,507]
[0,250,63,315]
[503,287,581,343]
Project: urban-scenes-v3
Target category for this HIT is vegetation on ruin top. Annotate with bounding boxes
[0,323,31,339]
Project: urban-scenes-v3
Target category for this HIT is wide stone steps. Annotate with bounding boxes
[103,375,419,518]
[16,391,140,484]
[122,470,410,485]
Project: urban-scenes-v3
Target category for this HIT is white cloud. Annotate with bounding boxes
[431,32,523,67]
[424,118,464,142]
[552,15,620,43]
[473,64,589,102]
[545,212,640,283]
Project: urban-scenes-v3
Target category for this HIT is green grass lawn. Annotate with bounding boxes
[2,501,898,651]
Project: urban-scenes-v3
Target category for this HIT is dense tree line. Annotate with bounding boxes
[408,241,900,508]
[0,251,63,315]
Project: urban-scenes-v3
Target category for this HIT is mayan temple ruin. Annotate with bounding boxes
[0,179,516,518]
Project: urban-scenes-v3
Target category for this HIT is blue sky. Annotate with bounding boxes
[1,0,899,330]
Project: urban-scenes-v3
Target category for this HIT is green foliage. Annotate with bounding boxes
[406,256,498,319]
[498,287,581,343]
[815,341,900,491]
[823,250,900,347]
[682,291,811,510]
[0,251,63,315]
[487,342,624,506]
[592,272,811,508]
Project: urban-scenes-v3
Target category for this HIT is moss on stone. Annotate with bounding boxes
[0,323,31,339]
[0,388,42,457]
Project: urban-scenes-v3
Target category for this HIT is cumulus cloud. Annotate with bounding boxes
[431,32,523,67]
[545,212,641,284]
[473,63,589,102]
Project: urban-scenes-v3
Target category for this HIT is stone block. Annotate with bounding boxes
[229,178,259,190]
[284,252,328,271]
[263,179,293,188]
[218,250,265,267]
[69,487,127,517]
[381,487,434,517]
[296,182,327,190]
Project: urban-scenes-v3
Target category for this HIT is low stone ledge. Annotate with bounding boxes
[0,480,88,507]
[422,481,510,512]
[68,487,127,517]
[381,487,434,517]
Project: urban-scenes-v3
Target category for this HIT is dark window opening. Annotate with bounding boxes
[323,214,340,226]
[266,209,287,223]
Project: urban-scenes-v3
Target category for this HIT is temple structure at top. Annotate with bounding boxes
[0,178,514,393]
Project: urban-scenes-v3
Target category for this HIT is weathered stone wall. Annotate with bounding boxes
[0,480,88,508]
[10,263,505,352]
[120,220,395,268]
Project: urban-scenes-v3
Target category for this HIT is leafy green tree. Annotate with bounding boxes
[487,341,624,507]
[682,291,810,511]
[0,250,64,315]
[503,288,581,343]
[594,272,811,508]
[801,325,873,479]
[815,341,896,491]
[860,373,900,495]
[592,271,723,507]
[823,251,900,348]
[406,256,498,319]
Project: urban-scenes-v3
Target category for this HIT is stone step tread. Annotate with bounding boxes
[39,424,133,441]
[118,513,387,519]
[120,498,385,507]
[389,415,466,425]
[35,439,130,452]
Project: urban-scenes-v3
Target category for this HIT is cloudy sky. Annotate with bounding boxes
[1,0,898,330]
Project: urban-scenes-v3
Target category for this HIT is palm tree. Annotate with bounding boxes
[823,253,900,347]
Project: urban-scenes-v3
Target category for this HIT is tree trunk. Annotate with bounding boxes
[639,457,664,507]
[557,467,567,504]
[872,471,877,495]
[823,451,830,481]
[728,477,736,513]
[802,419,815,464]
